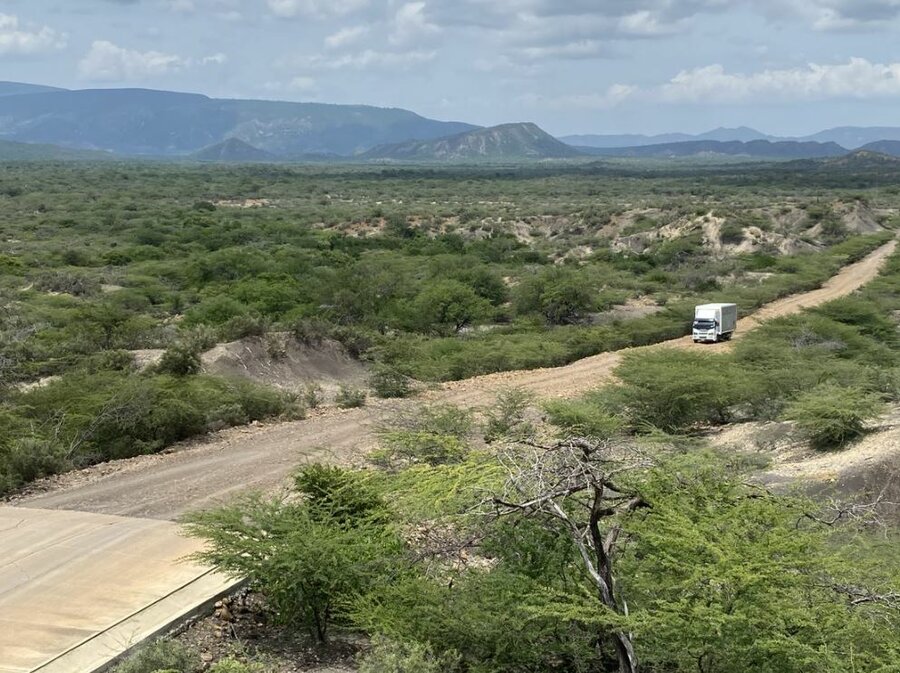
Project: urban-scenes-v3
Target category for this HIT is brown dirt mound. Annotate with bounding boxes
[202,335,368,394]
[709,407,900,519]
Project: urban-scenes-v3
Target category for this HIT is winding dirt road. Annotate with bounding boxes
[16,238,898,521]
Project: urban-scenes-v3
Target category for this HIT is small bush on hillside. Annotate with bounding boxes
[783,383,884,449]
[291,317,333,346]
[607,350,751,432]
[370,366,412,398]
[156,344,202,376]
[185,467,401,643]
[330,325,375,359]
[0,438,69,492]
[544,396,623,438]
[373,404,474,467]
[376,431,468,467]
[33,270,100,297]
[220,314,269,341]
[719,221,745,245]
[265,332,288,360]
[303,383,323,409]
[358,636,460,673]
[336,385,367,408]
[484,388,534,442]
[209,658,264,673]
[113,639,196,673]
[180,325,218,352]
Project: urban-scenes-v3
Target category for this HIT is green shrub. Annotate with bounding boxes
[719,221,745,245]
[2,373,292,492]
[220,314,269,341]
[113,639,196,673]
[303,383,323,408]
[156,344,202,376]
[290,317,333,346]
[0,438,69,492]
[336,385,367,408]
[370,366,412,398]
[180,325,218,352]
[358,636,460,673]
[607,350,750,432]
[483,388,534,442]
[783,383,884,449]
[209,659,264,673]
[376,430,468,467]
[184,473,402,643]
[544,395,623,438]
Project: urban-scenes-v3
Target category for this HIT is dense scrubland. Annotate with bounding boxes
[3,159,898,672]
[1,160,898,497]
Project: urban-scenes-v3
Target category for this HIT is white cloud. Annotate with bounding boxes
[617,10,684,35]
[78,40,187,81]
[773,0,900,31]
[517,39,609,60]
[264,75,316,91]
[267,0,369,18]
[286,75,316,91]
[544,58,900,110]
[520,83,638,110]
[300,48,436,70]
[324,25,369,49]
[389,2,440,46]
[201,52,228,65]
[658,58,900,102]
[0,13,66,56]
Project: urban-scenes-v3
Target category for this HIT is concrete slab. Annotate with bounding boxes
[0,507,239,673]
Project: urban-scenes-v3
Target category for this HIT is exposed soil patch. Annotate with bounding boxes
[709,407,900,519]
[174,590,359,672]
[131,336,369,399]
[214,198,271,208]
[591,296,663,324]
[202,335,368,397]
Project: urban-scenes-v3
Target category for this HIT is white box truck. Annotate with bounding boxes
[692,303,737,343]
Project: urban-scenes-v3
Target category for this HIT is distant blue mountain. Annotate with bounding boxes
[800,127,900,149]
[563,126,900,150]
[577,139,846,159]
[561,126,773,148]
[0,81,67,97]
[0,82,478,157]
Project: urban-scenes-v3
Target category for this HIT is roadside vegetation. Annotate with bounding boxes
[130,242,900,673]
[177,411,900,672]
[547,249,900,446]
[1,160,897,495]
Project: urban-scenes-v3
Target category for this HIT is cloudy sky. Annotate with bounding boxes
[2,0,900,135]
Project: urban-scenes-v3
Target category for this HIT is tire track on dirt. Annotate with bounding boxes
[17,238,897,520]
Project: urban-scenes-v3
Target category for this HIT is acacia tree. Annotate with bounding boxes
[487,438,652,673]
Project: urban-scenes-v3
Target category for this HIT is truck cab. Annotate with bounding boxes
[691,317,718,342]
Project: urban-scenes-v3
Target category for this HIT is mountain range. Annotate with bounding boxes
[0,81,475,157]
[362,122,580,161]
[577,139,848,159]
[561,126,900,150]
[4,81,900,163]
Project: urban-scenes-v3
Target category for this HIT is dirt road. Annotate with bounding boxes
[17,238,897,521]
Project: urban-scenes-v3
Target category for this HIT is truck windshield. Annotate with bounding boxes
[693,320,716,328]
